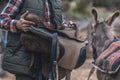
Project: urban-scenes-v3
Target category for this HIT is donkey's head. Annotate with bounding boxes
[91,8,120,56]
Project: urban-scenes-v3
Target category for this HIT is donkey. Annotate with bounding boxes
[20,13,90,80]
[91,8,120,80]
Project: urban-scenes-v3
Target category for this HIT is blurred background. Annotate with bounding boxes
[62,0,120,19]
[0,0,120,80]
[1,0,120,23]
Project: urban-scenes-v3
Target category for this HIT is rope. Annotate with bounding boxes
[65,70,72,80]
[87,67,95,80]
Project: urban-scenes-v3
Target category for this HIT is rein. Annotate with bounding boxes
[88,23,115,80]
[28,21,87,43]
[91,31,98,60]
[87,31,98,80]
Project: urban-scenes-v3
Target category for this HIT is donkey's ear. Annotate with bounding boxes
[106,11,120,25]
[91,8,98,23]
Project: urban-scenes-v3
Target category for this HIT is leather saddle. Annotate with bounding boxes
[21,26,88,69]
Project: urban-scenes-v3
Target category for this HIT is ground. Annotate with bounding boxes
[63,59,97,80]
[0,59,97,80]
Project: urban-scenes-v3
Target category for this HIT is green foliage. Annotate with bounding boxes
[74,0,90,13]
[62,1,70,12]
[63,0,91,19]
[93,0,120,10]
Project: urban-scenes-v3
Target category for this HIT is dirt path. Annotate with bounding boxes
[72,60,97,80]
[62,59,97,80]
[0,59,97,80]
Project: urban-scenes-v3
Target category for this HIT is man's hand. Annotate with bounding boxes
[16,11,35,32]
[68,21,76,28]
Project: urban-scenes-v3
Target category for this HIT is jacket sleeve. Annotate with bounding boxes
[0,0,22,32]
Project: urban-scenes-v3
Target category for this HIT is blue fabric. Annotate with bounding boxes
[1,30,7,50]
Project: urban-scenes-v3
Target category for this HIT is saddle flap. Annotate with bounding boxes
[20,26,55,53]
[58,36,87,69]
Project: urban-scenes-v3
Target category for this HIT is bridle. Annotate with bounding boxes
[88,8,120,80]
[91,21,109,60]
[87,22,108,80]
[87,24,98,80]
[91,33,97,60]
[91,23,98,61]
[88,21,115,80]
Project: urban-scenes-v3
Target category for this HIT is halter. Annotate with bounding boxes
[91,22,109,61]
[91,23,98,61]
[87,22,107,80]
[87,25,97,80]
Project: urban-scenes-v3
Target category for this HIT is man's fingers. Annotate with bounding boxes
[23,27,29,30]
[68,21,76,27]
[22,24,30,27]
[68,21,74,24]
[20,18,35,25]
[21,11,29,18]
[23,29,29,32]
[22,20,35,25]
[22,27,29,32]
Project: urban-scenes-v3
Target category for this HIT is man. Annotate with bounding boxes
[0,0,74,80]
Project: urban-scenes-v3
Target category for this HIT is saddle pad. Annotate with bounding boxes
[93,40,120,74]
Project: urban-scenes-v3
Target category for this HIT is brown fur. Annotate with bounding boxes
[91,8,120,80]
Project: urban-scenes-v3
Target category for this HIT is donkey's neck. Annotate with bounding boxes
[97,37,114,56]
[96,24,114,56]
